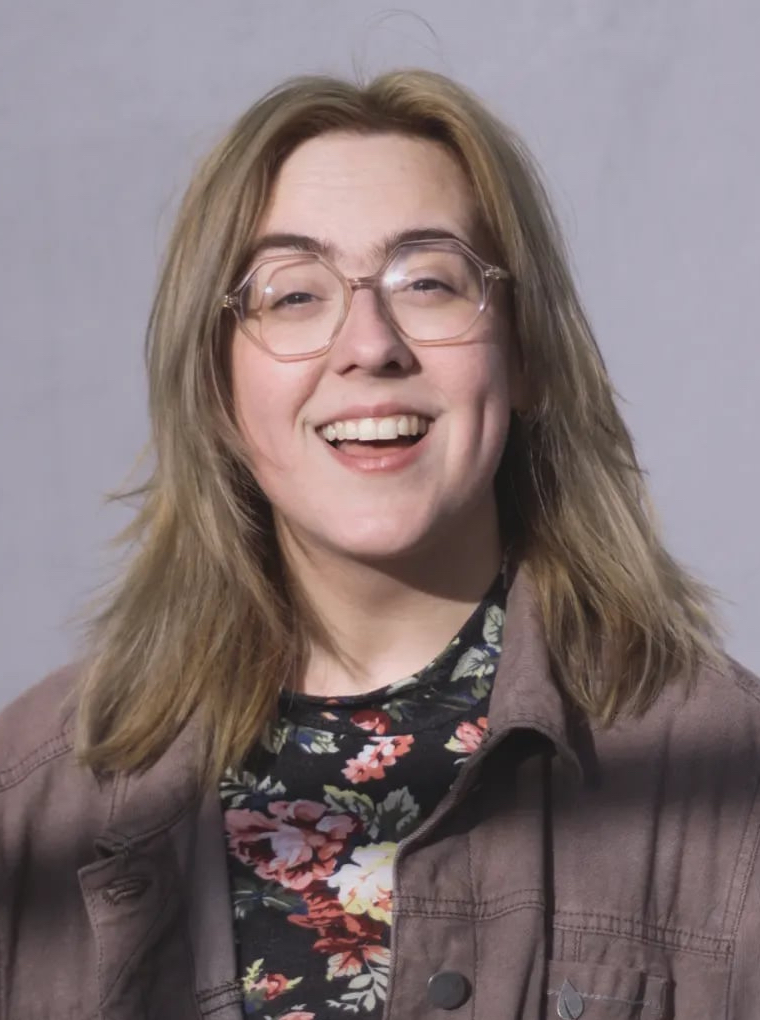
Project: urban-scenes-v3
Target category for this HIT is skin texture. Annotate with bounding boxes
[231,132,523,694]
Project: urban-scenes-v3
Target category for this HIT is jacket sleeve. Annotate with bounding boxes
[727,775,760,1019]
[0,667,105,1019]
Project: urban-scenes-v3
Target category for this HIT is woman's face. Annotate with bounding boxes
[231,131,521,563]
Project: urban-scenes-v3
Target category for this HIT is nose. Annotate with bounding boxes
[327,284,416,375]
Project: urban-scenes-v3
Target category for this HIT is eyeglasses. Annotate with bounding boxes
[222,237,510,361]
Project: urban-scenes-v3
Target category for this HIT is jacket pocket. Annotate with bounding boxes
[546,961,670,1019]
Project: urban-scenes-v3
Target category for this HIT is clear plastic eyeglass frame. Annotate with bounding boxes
[222,237,511,362]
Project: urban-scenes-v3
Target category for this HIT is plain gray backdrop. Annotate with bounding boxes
[1,0,758,707]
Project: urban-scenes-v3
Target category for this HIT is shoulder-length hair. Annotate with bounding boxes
[76,69,722,783]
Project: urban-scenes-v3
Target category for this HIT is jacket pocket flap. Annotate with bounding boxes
[546,960,669,1019]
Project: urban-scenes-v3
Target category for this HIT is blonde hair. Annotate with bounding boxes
[76,69,722,783]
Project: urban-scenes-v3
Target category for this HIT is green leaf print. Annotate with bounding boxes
[483,604,505,646]
[261,720,292,754]
[381,674,419,698]
[261,887,308,913]
[382,700,407,723]
[220,770,286,807]
[449,646,496,684]
[375,787,420,840]
[323,785,376,827]
[470,672,492,702]
[296,727,340,754]
[327,947,390,1014]
[232,876,306,919]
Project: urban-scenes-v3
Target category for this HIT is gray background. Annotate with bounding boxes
[1,0,758,707]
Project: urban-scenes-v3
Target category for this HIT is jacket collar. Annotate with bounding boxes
[99,708,205,851]
[103,562,585,846]
[484,563,586,779]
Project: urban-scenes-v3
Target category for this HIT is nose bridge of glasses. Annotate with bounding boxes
[346,272,384,293]
[341,272,399,334]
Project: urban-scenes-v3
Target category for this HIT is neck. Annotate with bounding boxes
[278,507,503,698]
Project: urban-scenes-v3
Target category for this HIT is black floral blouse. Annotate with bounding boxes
[220,570,506,1019]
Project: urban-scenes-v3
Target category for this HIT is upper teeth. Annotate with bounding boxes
[319,415,430,442]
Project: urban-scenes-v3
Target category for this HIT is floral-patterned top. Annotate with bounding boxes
[220,570,506,1019]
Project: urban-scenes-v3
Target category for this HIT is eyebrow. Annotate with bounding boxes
[249,227,471,264]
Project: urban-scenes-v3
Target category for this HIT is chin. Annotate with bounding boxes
[319,516,451,564]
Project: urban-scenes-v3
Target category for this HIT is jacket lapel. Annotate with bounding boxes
[80,716,241,1018]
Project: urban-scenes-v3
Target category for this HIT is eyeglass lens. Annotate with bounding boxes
[238,243,488,357]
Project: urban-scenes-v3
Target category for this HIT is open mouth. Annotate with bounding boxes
[317,414,431,456]
[326,437,424,458]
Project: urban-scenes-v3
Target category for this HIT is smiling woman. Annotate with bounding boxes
[2,70,760,1020]
[230,132,515,593]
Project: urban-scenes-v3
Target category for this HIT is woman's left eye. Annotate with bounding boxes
[410,277,450,292]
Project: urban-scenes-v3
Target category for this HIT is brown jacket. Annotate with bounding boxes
[2,568,760,1019]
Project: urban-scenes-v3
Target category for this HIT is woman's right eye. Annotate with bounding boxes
[262,290,331,319]
[275,291,315,307]
[263,291,320,314]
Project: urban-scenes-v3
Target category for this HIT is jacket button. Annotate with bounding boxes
[427,971,471,1009]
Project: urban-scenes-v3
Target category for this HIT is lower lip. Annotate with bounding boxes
[321,432,430,473]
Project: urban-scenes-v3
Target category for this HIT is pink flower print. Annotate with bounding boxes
[350,708,392,735]
[240,959,304,1007]
[445,717,488,756]
[326,944,389,981]
[246,971,290,1001]
[225,799,358,890]
[342,735,414,783]
[289,890,386,953]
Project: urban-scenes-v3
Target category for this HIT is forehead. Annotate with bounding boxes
[256,132,479,266]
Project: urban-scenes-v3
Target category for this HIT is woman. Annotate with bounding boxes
[1,70,758,1020]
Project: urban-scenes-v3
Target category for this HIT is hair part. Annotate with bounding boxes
[76,69,723,785]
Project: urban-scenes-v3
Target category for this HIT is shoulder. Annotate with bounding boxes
[0,663,81,792]
[721,653,760,705]
[685,652,760,732]
[588,653,760,817]
[633,653,760,760]
[587,653,760,800]
[683,655,760,774]
[644,651,760,729]
[1,664,209,851]
[0,663,118,905]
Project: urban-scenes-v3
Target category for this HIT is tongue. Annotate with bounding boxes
[336,438,416,458]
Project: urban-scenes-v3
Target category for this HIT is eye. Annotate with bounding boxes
[273,291,318,308]
[409,277,453,293]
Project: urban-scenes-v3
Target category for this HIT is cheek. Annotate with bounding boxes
[443,339,513,423]
[231,337,270,453]
[478,326,515,427]
[230,333,312,468]
[442,341,514,477]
